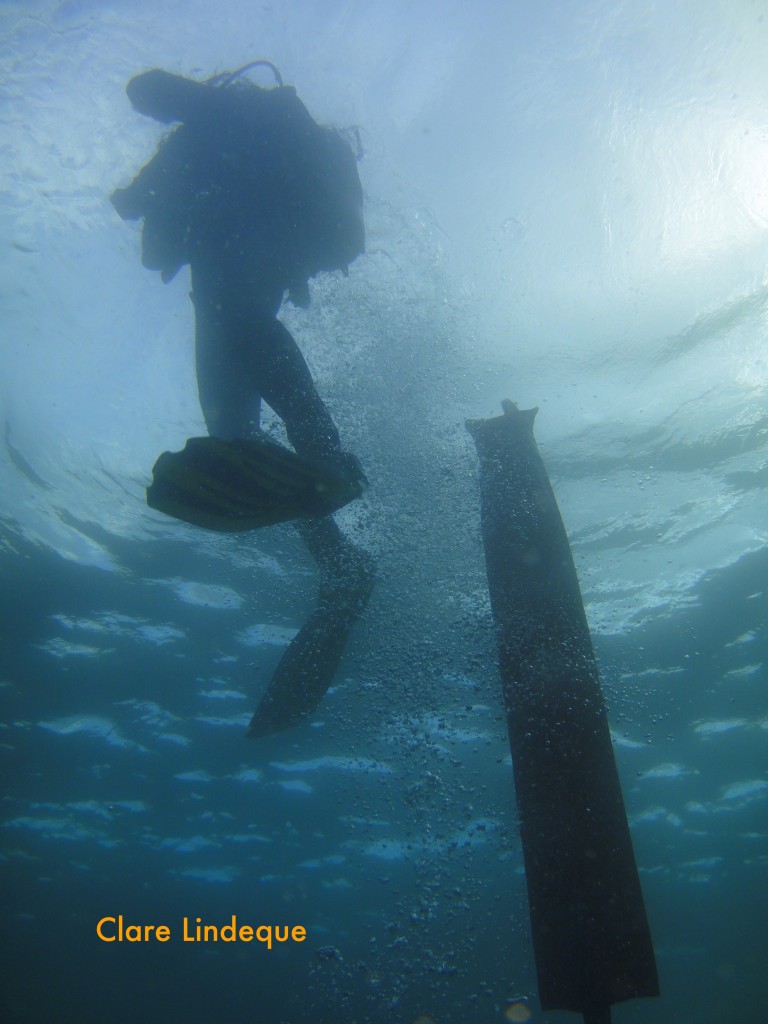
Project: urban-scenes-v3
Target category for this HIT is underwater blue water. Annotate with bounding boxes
[1,2,767,1023]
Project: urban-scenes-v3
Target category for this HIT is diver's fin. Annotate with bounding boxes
[146,435,366,532]
[247,548,375,737]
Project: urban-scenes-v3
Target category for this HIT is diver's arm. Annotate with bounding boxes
[110,167,155,220]
[110,127,187,221]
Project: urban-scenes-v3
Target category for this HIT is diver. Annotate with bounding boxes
[111,63,375,737]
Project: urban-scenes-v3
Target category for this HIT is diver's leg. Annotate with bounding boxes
[193,300,263,440]
[246,314,344,462]
[193,290,341,462]
[240,318,375,736]
[192,286,375,736]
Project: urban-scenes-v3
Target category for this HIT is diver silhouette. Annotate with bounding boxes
[111,64,374,737]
